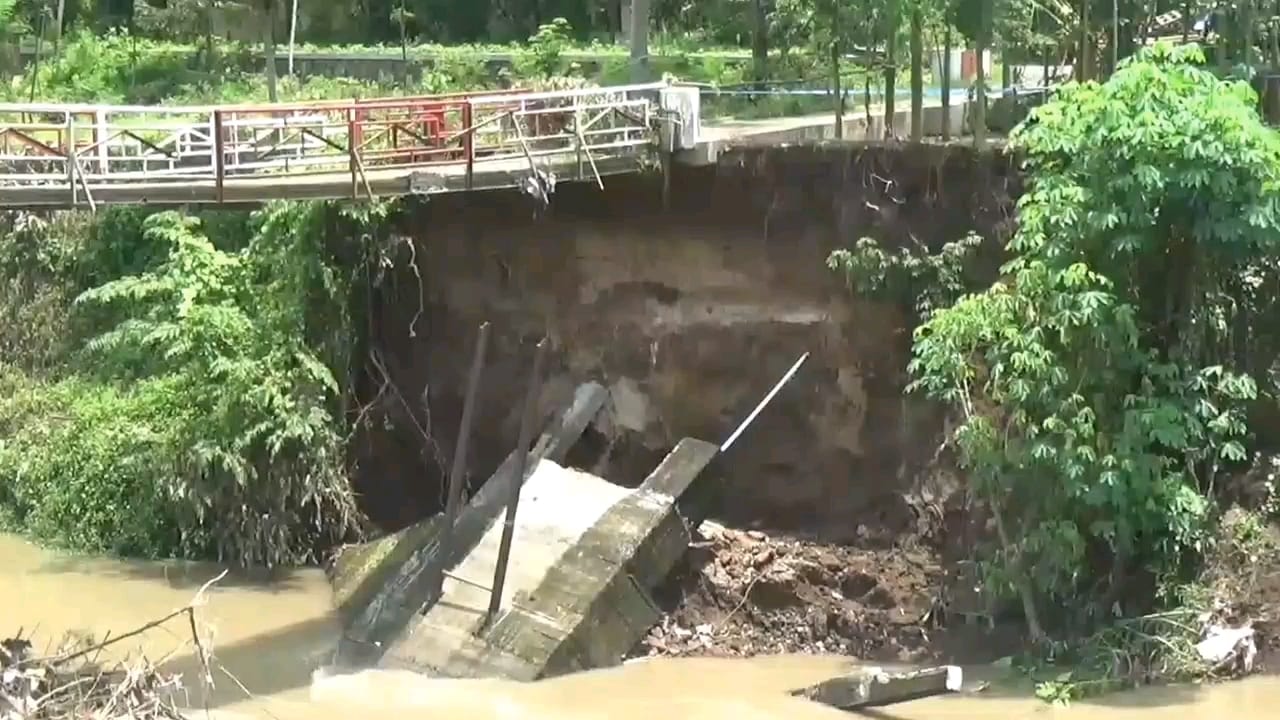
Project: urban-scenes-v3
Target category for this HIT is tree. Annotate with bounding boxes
[836,43,1280,639]
[773,0,841,135]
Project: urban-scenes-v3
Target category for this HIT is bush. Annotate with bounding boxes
[0,369,189,558]
[0,206,365,567]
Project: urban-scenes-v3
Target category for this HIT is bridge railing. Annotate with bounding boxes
[0,81,667,205]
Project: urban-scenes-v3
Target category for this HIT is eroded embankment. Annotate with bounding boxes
[349,142,1019,536]
[339,142,1020,662]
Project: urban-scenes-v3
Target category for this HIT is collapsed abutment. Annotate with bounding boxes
[331,378,729,678]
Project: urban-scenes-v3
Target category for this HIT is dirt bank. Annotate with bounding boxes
[351,142,1018,536]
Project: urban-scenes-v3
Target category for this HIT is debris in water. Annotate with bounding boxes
[1196,624,1258,675]
[1,631,186,720]
[1,570,227,720]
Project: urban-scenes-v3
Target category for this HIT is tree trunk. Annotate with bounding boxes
[629,0,650,82]
[205,1,215,74]
[1078,0,1090,81]
[884,0,898,138]
[1111,0,1119,75]
[942,25,952,140]
[1002,44,1012,90]
[990,499,1047,643]
[263,0,279,102]
[752,0,769,89]
[398,0,409,85]
[832,10,844,139]
[910,8,923,140]
[1271,1,1280,68]
[974,0,989,146]
[1243,0,1256,68]
[55,0,66,47]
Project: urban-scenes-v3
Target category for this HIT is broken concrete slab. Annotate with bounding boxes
[378,458,630,675]
[480,437,721,678]
[791,665,963,709]
[374,436,720,680]
[331,382,609,665]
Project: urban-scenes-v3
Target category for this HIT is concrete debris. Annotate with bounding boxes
[519,169,557,209]
[1196,624,1258,675]
[790,664,963,709]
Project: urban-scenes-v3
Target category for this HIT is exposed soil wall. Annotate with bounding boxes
[350,142,1020,537]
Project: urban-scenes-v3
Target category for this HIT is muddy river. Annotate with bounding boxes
[3,533,1274,719]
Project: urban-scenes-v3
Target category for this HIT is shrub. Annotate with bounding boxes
[0,207,363,567]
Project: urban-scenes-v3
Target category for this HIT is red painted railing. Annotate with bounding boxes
[0,82,668,207]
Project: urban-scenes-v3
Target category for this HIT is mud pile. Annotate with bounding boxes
[634,523,944,662]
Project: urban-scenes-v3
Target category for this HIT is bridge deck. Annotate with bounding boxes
[0,84,970,208]
[0,82,667,208]
[0,152,646,207]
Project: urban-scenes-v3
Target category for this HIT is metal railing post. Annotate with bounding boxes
[428,321,490,604]
[347,106,359,199]
[65,112,75,206]
[483,337,548,628]
[213,110,225,204]
[463,101,474,190]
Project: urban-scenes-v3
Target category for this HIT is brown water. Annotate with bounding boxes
[3,532,1275,719]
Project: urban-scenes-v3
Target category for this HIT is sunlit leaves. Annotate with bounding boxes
[895,43,1280,621]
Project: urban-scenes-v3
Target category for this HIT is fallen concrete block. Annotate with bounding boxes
[331,382,608,665]
[791,665,963,709]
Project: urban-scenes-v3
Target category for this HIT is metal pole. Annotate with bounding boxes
[719,352,809,453]
[483,338,548,628]
[429,321,490,602]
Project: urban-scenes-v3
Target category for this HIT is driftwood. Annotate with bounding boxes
[1,570,226,720]
[790,664,963,709]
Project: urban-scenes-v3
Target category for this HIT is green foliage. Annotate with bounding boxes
[0,212,91,373]
[3,29,248,104]
[828,232,984,322]
[0,369,189,557]
[0,206,363,567]
[516,17,576,78]
[833,43,1280,641]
